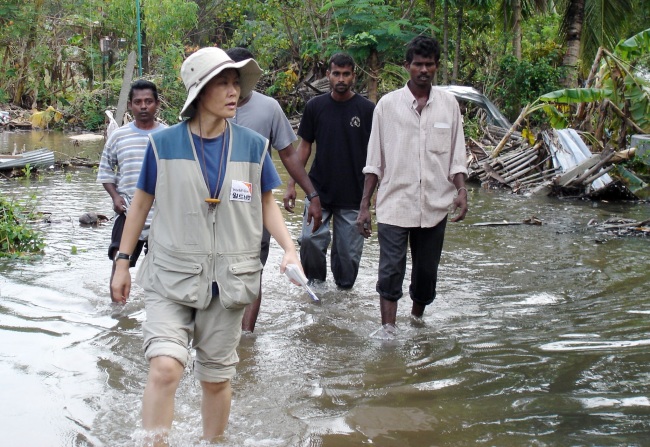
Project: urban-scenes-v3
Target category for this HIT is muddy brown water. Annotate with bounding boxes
[1,130,649,446]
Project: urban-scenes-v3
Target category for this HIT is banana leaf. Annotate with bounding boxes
[30,106,63,129]
[541,105,568,129]
[623,79,650,131]
[614,28,650,62]
[540,88,611,104]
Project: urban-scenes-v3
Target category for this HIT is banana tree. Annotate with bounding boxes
[490,28,649,158]
[537,28,650,145]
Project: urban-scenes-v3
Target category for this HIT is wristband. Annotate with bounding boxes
[306,191,319,200]
[116,252,131,262]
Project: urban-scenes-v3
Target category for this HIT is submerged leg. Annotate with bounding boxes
[380,297,399,326]
[200,379,232,441]
[141,356,184,445]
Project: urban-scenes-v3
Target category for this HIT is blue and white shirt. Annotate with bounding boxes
[97,121,167,229]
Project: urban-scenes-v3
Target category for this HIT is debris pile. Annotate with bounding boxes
[588,217,650,237]
[0,106,33,130]
[467,127,649,201]
[463,30,650,202]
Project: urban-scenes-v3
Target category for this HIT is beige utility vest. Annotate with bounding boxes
[136,121,269,310]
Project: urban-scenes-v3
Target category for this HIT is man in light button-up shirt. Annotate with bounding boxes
[357,36,469,332]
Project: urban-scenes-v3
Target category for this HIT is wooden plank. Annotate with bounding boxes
[115,51,137,127]
[481,161,510,185]
[473,221,522,226]
[571,150,616,185]
[554,154,601,187]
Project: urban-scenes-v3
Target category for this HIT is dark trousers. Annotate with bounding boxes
[376,217,447,305]
[298,198,364,288]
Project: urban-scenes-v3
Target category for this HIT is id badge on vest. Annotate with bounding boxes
[230,180,252,202]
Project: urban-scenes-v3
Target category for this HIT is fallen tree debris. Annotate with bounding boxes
[472,216,543,226]
[588,217,650,236]
[463,31,650,202]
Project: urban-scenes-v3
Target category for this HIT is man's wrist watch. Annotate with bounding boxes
[115,252,131,262]
[306,191,319,200]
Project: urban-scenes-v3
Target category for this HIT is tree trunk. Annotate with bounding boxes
[561,0,586,87]
[426,0,438,84]
[141,15,149,75]
[452,2,463,83]
[512,0,522,60]
[367,49,379,104]
[13,0,43,107]
[426,0,437,19]
[442,0,449,84]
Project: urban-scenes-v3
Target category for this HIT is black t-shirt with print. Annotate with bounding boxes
[298,93,375,209]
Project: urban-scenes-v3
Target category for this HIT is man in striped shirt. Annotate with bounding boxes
[97,80,167,302]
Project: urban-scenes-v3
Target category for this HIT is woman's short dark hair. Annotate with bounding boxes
[405,36,441,65]
[129,80,159,102]
[226,47,254,63]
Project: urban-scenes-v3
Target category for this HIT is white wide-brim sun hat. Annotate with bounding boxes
[179,47,263,118]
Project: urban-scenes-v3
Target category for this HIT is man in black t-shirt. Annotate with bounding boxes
[286,53,375,289]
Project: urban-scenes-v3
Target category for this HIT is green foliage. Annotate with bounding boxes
[21,163,32,177]
[377,63,408,98]
[493,54,565,122]
[558,0,635,78]
[66,89,107,131]
[144,0,198,47]
[521,14,564,61]
[102,0,198,48]
[540,103,569,129]
[320,0,428,61]
[0,196,45,257]
[266,69,298,97]
[540,87,610,103]
[0,0,645,135]
[538,28,650,132]
[621,151,650,180]
[613,20,650,61]
[149,43,185,124]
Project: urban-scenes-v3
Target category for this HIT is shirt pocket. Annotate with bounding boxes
[216,258,263,310]
[426,125,452,155]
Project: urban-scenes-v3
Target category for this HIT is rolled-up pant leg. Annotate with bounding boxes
[409,217,447,306]
[376,223,410,301]
[330,207,364,289]
[299,198,332,282]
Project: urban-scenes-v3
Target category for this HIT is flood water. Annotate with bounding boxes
[1,130,649,447]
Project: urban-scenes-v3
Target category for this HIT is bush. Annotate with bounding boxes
[149,44,186,125]
[0,196,45,257]
[493,54,566,124]
[495,55,564,126]
[58,87,111,131]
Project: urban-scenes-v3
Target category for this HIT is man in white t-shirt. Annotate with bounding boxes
[96,80,167,302]
[226,48,322,332]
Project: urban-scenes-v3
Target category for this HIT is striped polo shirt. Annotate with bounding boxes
[96,121,167,228]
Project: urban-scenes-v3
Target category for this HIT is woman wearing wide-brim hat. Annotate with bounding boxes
[111,47,302,443]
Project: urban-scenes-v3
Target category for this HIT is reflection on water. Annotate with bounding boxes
[1,130,649,446]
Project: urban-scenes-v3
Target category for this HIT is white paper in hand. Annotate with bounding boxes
[285,264,320,302]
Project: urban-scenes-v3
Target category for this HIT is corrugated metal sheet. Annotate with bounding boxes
[433,85,512,129]
[543,129,612,192]
[0,148,55,171]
